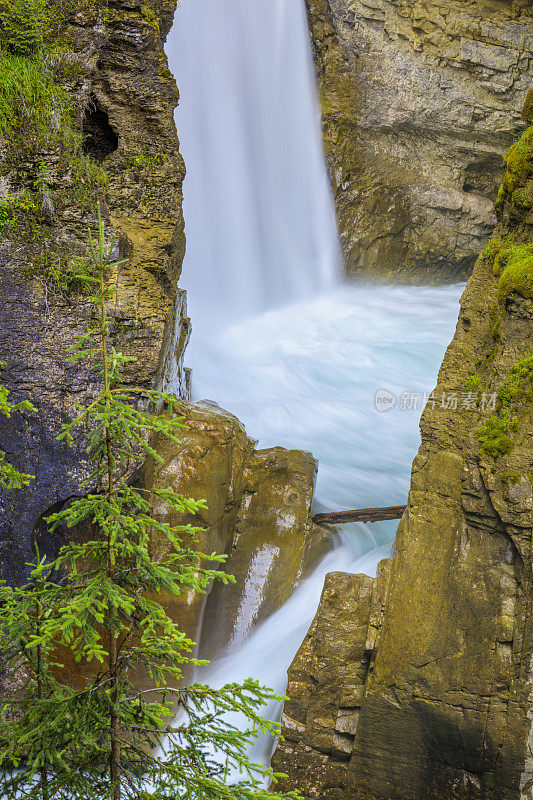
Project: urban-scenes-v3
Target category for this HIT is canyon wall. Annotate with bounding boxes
[0,0,189,582]
[273,99,533,799]
[305,0,533,281]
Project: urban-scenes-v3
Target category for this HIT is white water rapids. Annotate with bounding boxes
[166,0,464,779]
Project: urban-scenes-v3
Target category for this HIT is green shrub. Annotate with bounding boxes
[0,0,49,56]
[0,189,44,239]
[25,251,99,294]
[0,364,35,490]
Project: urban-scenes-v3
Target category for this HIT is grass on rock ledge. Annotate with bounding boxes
[0,0,108,293]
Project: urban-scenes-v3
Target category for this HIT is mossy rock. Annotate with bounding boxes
[494,242,533,301]
[476,356,533,458]
[502,127,533,195]
[522,88,533,125]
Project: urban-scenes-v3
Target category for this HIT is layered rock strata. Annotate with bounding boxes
[274,561,391,798]
[305,0,533,281]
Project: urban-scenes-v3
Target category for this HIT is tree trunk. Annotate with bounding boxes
[312,504,406,525]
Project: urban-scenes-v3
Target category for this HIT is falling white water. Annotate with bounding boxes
[166,0,340,327]
[165,0,465,785]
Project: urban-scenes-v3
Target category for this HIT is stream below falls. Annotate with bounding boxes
[185,282,464,773]
[166,0,466,779]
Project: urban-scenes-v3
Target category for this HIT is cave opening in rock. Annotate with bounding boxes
[462,154,503,199]
[82,95,119,161]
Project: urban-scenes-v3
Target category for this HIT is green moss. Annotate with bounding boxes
[490,315,502,339]
[126,149,165,172]
[488,304,502,340]
[498,356,533,407]
[464,373,482,392]
[481,236,503,267]
[522,88,533,126]
[476,356,533,459]
[141,3,159,29]
[503,128,533,191]
[511,187,533,209]
[497,127,533,206]
[476,412,515,458]
[495,185,506,209]
[501,471,521,485]
[496,242,533,301]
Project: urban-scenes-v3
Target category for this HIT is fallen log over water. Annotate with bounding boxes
[312,504,407,525]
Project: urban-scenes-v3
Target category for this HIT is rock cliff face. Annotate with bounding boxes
[273,101,533,799]
[49,400,330,688]
[0,0,190,583]
[305,0,533,281]
[142,401,330,660]
[274,561,391,797]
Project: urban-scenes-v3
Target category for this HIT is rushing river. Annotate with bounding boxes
[166,0,464,779]
[185,282,463,773]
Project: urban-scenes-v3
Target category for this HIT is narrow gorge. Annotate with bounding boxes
[0,0,531,799]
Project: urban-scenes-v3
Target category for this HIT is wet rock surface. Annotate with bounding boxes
[273,561,391,798]
[142,401,332,656]
[305,0,533,282]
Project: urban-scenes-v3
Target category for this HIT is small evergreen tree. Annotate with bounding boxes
[0,205,299,800]
[0,369,35,489]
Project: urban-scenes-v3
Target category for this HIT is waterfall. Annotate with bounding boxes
[166,0,340,330]
[165,0,465,784]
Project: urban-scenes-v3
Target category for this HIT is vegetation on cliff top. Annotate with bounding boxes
[0,0,108,292]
